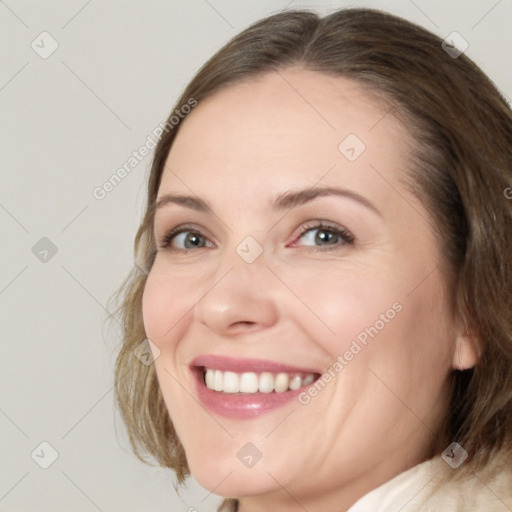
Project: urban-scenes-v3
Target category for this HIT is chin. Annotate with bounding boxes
[188,451,283,498]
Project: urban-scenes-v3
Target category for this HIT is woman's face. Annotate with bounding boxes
[143,69,465,508]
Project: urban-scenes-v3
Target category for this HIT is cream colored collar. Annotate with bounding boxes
[218,454,512,512]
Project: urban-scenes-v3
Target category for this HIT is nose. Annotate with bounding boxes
[194,253,279,337]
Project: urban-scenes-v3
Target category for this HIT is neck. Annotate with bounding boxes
[234,445,435,512]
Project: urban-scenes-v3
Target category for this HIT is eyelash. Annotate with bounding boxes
[291,221,355,250]
[158,221,355,252]
[158,224,212,250]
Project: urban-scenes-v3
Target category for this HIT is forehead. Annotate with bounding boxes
[160,69,411,207]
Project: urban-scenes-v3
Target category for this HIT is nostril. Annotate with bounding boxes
[229,320,257,330]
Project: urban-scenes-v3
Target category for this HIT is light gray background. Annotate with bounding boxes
[1,1,511,511]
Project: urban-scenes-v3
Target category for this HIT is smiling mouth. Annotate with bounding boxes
[190,356,322,418]
[203,367,318,394]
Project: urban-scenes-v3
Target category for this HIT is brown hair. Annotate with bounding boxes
[112,8,512,484]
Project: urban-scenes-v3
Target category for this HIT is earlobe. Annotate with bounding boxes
[452,319,482,370]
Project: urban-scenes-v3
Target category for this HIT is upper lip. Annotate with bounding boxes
[190,354,320,374]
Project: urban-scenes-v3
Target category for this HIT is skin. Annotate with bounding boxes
[142,68,479,512]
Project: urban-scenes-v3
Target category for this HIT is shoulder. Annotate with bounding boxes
[216,453,511,512]
[350,451,512,512]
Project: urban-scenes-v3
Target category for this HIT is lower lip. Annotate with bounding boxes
[193,369,305,419]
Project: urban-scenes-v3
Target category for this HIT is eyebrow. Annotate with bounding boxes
[155,186,381,217]
[155,194,210,212]
[273,186,381,216]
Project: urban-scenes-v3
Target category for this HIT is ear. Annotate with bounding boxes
[452,317,482,370]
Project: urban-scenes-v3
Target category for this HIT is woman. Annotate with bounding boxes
[113,8,512,511]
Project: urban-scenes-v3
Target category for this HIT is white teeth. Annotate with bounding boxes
[203,368,316,393]
[303,374,315,386]
[223,371,240,393]
[205,368,215,389]
[214,369,223,391]
[240,372,258,393]
[258,372,274,393]
[274,373,289,393]
[289,375,302,391]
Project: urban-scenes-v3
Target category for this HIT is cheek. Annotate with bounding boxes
[286,262,453,385]
[282,264,401,357]
[141,269,192,349]
[141,269,197,425]
[336,270,455,414]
